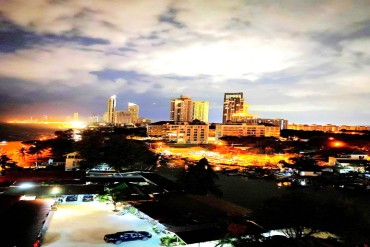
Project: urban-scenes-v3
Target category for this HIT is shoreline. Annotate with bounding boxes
[0,122,60,142]
[0,141,51,168]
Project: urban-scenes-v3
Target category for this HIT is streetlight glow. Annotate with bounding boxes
[51,186,61,200]
[19,182,35,189]
[51,187,60,194]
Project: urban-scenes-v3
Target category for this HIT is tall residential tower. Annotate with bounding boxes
[223,92,253,123]
[193,100,209,123]
[128,102,139,123]
[170,95,194,122]
[107,95,116,124]
[170,95,209,123]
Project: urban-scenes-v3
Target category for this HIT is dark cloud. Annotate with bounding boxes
[91,70,144,81]
[0,0,369,125]
[0,21,40,52]
[0,21,110,57]
[159,8,186,29]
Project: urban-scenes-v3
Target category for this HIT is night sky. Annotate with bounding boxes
[0,0,369,125]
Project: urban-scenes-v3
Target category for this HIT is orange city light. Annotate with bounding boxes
[332,141,344,147]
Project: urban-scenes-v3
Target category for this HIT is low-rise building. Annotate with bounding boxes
[328,150,369,173]
[245,118,288,130]
[65,152,82,171]
[147,121,209,144]
[215,123,280,139]
[288,123,370,132]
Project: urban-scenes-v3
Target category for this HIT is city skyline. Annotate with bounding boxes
[0,1,369,125]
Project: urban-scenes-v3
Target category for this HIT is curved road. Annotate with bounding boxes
[0,198,53,247]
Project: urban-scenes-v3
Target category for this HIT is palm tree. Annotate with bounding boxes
[17,146,28,163]
[0,154,11,175]
[104,183,128,211]
[28,142,46,168]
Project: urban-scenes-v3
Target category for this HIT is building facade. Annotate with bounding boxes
[65,152,82,171]
[328,151,369,173]
[106,95,116,124]
[128,102,139,123]
[170,95,210,123]
[115,110,132,125]
[147,121,209,144]
[215,123,280,139]
[222,92,254,123]
[135,117,152,127]
[245,118,288,130]
[170,95,194,122]
[288,124,370,132]
[102,96,150,126]
[193,100,209,123]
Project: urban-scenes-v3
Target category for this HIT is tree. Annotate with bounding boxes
[0,154,11,174]
[318,199,370,245]
[102,134,157,171]
[27,141,47,167]
[253,192,323,239]
[75,129,157,170]
[46,129,75,159]
[17,146,28,163]
[75,129,105,169]
[104,182,129,211]
[288,156,318,170]
[217,217,270,246]
[177,157,222,197]
[0,154,11,165]
[252,191,370,245]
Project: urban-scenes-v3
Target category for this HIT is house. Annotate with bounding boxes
[328,150,369,173]
[65,152,82,171]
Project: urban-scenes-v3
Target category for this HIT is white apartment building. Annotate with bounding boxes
[215,124,280,139]
[147,121,209,144]
[65,152,82,171]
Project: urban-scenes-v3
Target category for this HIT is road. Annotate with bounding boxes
[0,198,53,247]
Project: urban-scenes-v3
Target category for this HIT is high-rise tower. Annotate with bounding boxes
[128,102,139,123]
[107,95,116,124]
[223,92,250,123]
[170,95,193,122]
[193,100,209,123]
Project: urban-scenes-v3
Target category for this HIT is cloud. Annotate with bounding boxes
[0,0,369,124]
[251,103,335,112]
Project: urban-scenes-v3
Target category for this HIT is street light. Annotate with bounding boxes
[19,182,35,189]
[51,186,60,200]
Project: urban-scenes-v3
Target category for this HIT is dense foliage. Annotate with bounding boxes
[177,157,222,196]
[252,191,370,245]
[45,129,75,159]
[75,129,157,170]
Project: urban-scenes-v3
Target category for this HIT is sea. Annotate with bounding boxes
[0,122,62,142]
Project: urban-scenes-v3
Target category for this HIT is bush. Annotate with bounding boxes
[160,235,185,246]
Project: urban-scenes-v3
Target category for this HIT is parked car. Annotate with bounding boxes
[82,194,94,202]
[104,231,152,244]
[65,195,78,202]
